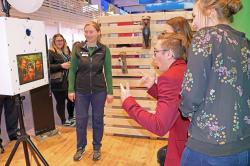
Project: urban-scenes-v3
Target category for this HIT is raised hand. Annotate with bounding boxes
[139,70,156,89]
[120,83,131,102]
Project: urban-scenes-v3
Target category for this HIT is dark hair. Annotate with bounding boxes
[166,16,193,48]
[158,33,188,61]
[197,0,242,22]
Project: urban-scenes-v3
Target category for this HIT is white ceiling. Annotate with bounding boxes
[0,0,101,28]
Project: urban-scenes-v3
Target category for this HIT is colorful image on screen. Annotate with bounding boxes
[17,52,44,85]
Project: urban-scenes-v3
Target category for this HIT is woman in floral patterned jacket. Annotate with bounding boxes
[180,0,250,165]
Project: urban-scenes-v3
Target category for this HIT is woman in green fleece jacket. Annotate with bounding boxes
[68,21,113,162]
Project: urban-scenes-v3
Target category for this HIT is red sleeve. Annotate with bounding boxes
[147,83,158,99]
[122,75,180,136]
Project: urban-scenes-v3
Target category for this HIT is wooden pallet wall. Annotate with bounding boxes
[98,11,192,138]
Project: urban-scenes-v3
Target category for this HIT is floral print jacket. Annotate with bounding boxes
[180,24,250,156]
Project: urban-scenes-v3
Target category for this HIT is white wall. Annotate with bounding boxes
[45,23,85,52]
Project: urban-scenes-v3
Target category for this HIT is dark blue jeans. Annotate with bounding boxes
[181,147,250,166]
[75,91,107,150]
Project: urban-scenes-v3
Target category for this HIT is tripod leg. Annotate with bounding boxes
[5,140,21,165]
[28,144,41,166]
[26,138,49,166]
[23,141,31,166]
[6,95,49,165]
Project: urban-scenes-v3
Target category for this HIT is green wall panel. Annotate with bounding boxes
[231,0,250,39]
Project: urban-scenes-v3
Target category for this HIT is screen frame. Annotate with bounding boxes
[16,52,44,85]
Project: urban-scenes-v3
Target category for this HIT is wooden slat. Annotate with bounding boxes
[98,11,192,23]
[112,68,154,76]
[101,25,141,34]
[113,89,151,98]
[105,126,168,138]
[105,117,142,127]
[101,36,141,45]
[105,108,130,116]
[110,47,153,55]
[101,24,168,34]
[105,108,155,117]
[113,78,143,87]
[105,126,154,137]
[111,99,156,109]
[102,36,158,45]
[112,58,153,66]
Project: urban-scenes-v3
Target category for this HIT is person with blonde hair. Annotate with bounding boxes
[68,21,113,161]
[120,33,189,166]
[49,33,74,126]
[180,0,250,165]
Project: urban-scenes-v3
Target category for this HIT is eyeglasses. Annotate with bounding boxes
[153,49,169,57]
[55,39,64,42]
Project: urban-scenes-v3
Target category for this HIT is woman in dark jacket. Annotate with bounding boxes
[49,33,74,126]
[68,21,113,161]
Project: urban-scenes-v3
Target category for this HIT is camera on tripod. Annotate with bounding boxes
[0,1,50,165]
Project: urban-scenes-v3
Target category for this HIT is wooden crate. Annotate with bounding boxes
[98,11,191,138]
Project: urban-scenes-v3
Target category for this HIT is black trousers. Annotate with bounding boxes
[0,95,18,140]
[52,91,74,124]
[157,145,167,166]
[67,99,74,119]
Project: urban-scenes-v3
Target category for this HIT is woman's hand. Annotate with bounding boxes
[120,83,131,102]
[140,71,156,89]
[61,62,71,69]
[68,92,75,102]
[106,95,114,104]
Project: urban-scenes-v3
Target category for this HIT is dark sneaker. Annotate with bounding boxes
[73,148,85,161]
[92,150,101,161]
[9,136,18,141]
[0,142,4,154]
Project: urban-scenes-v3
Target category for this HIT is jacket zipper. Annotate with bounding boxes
[90,56,93,94]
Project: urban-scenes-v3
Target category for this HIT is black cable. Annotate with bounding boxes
[1,0,10,17]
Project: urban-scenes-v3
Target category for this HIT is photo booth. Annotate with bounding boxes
[0,0,50,163]
[0,17,48,95]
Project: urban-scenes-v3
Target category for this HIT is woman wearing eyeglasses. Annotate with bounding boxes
[120,33,190,166]
[154,16,192,166]
[49,33,74,126]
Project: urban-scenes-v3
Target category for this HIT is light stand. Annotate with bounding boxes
[1,1,49,165]
[5,95,49,166]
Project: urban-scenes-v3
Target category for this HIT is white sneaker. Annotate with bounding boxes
[63,120,73,126]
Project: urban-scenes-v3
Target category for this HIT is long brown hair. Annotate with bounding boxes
[166,16,193,48]
[50,33,69,55]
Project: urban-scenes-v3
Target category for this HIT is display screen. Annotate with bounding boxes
[17,52,44,85]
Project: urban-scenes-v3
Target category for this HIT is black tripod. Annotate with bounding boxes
[5,95,49,166]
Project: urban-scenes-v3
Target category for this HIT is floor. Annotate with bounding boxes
[0,92,166,165]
